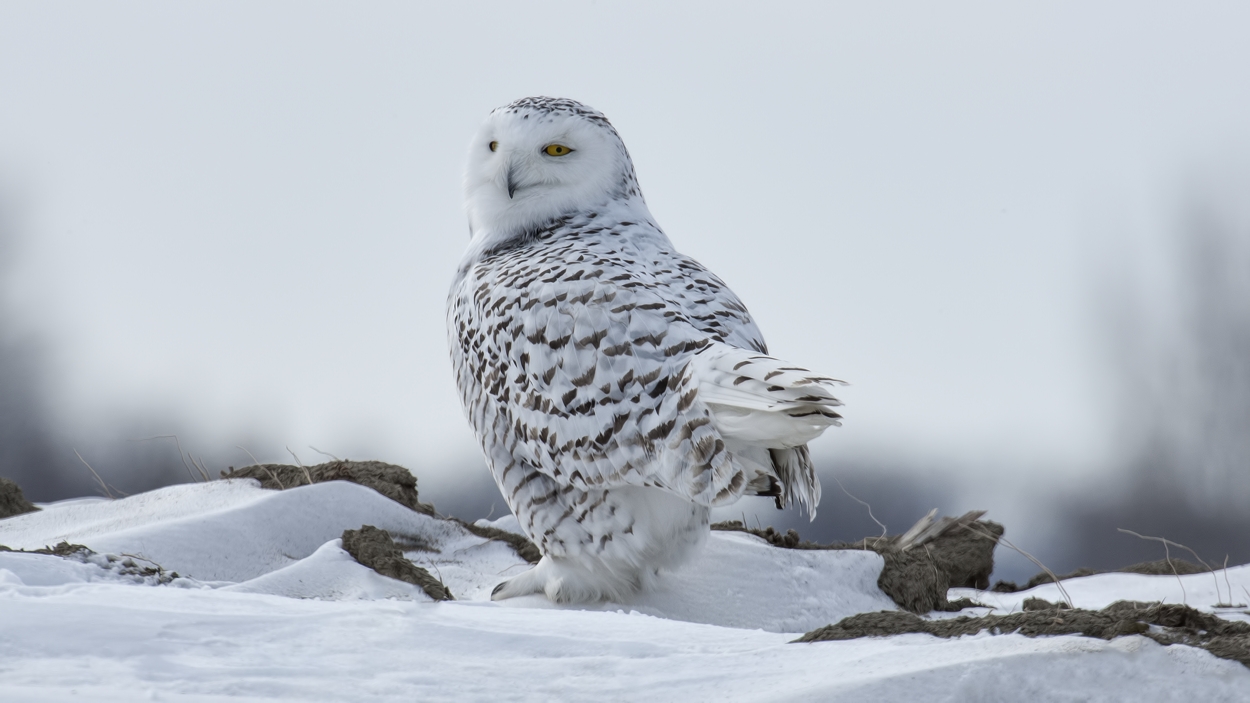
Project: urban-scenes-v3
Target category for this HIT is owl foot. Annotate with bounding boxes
[489,555,639,603]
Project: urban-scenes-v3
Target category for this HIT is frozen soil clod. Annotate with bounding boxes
[452,518,542,564]
[221,460,435,515]
[794,600,1250,669]
[219,460,545,564]
[1022,597,1071,611]
[341,525,454,601]
[0,540,92,557]
[0,476,39,519]
[876,520,1003,613]
[711,517,1003,613]
[0,540,179,584]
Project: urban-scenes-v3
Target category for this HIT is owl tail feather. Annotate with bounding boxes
[691,344,843,520]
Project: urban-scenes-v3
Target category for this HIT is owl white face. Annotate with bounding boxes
[464,98,638,239]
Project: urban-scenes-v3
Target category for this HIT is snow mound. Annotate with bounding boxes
[3,479,1249,701]
[222,538,428,601]
[3,479,464,582]
[0,480,892,630]
[600,531,890,632]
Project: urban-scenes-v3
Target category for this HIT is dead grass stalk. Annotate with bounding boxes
[73,447,114,499]
[964,522,1072,608]
[831,474,887,543]
[286,445,315,486]
[309,445,341,462]
[236,445,284,489]
[1117,528,1226,606]
[129,435,203,483]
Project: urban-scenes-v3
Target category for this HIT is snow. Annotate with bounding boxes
[1,479,894,629]
[2,479,1249,701]
[952,567,1250,624]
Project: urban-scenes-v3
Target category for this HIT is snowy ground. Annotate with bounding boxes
[2,479,1248,702]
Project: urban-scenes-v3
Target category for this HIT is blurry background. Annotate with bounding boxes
[2,2,1248,582]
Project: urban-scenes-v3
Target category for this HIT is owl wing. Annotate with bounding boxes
[458,252,750,507]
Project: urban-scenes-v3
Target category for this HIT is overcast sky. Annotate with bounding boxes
[2,2,1249,503]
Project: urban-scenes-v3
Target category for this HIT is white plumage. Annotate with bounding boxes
[447,97,843,602]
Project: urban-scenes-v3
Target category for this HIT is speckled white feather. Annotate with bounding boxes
[447,97,843,602]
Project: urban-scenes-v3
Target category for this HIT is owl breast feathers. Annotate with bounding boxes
[448,97,841,603]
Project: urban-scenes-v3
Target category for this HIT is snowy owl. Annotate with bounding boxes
[447,97,843,603]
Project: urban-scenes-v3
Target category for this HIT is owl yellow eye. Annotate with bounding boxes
[544,144,572,156]
[489,141,498,152]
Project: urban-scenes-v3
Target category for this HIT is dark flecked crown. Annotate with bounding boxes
[494,96,613,129]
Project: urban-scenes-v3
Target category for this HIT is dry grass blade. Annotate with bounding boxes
[119,553,167,574]
[895,509,937,550]
[1117,528,1221,605]
[831,474,887,542]
[309,445,341,462]
[235,445,284,490]
[286,445,314,486]
[263,467,286,490]
[73,447,114,499]
[429,560,446,585]
[963,522,1072,608]
[1217,555,1246,608]
[130,434,199,483]
[897,510,986,551]
[189,454,211,482]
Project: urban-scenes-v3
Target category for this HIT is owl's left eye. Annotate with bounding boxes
[543,144,573,156]
[489,141,498,152]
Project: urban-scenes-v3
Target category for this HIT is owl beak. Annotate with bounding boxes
[506,164,519,199]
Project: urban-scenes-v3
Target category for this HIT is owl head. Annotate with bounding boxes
[463,97,643,239]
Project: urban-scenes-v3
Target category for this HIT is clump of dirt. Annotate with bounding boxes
[794,600,1250,669]
[711,518,1002,613]
[876,521,1002,613]
[0,477,39,519]
[711,524,817,549]
[1022,597,1070,611]
[452,518,542,564]
[943,597,985,611]
[0,541,179,584]
[877,548,960,613]
[0,540,91,556]
[1121,558,1211,576]
[993,558,1212,592]
[221,460,435,515]
[33,541,92,557]
[341,525,454,601]
[220,460,542,564]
